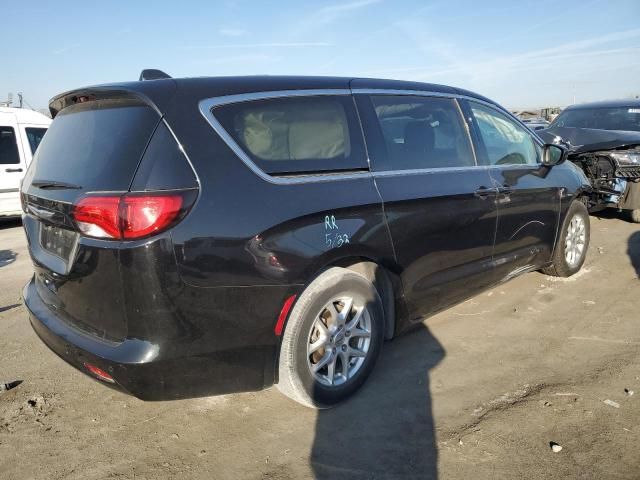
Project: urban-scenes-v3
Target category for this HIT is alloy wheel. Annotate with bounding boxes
[306,296,372,387]
[565,214,586,268]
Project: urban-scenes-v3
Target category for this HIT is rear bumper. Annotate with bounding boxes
[23,277,278,400]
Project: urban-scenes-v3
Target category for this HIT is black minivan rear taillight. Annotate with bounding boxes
[72,190,196,240]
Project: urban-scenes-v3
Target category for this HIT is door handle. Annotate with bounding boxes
[497,185,514,195]
[474,186,496,199]
[5,168,23,173]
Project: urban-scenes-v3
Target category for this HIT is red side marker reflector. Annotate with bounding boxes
[275,295,297,336]
[83,362,115,383]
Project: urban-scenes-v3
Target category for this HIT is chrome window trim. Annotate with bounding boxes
[198,87,543,185]
[372,165,490,178]
[353,88,459,99]
[352,88,496,112]
[199,89,367,185]
[358,90,483,173]
[487,164,542,171]
[354,88,545,147]
[201,89,351,107]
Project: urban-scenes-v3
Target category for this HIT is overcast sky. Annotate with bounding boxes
[2,0,639,111]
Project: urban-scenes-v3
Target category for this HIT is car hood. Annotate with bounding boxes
[538,126,640,154]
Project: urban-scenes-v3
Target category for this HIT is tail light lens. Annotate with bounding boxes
[72,191,195,240]
[120,195,184,239]
[73,196,121,238]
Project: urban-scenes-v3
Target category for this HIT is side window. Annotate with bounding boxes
[470,102,540,166]
[0,126,20,164]
[25,127,48,154]
[213,95,367,175]
[369,95,475,170]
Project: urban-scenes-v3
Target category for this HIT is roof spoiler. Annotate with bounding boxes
[48,87,168,119]
[139,69,172,81]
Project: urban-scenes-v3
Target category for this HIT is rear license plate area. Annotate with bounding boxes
[39,223,78,261]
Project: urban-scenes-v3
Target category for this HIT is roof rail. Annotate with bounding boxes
[139,69,172,81]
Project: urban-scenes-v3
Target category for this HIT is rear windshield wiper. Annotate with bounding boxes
[32,180,82,190]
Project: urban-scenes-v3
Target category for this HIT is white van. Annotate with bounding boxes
[0,107,51,218]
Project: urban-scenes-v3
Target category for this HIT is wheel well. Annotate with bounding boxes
[576,191,590,208]
[333,257,396,340]
[273,257,398,386]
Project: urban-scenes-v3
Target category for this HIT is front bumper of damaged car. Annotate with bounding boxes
[570,147,640,210]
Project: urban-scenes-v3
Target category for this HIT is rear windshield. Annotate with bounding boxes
[551,106,640,132]
[29,98,160,191]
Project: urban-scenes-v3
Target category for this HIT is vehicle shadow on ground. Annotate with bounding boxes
[628,231,640,278]
[0,218,21,230]
[311,324,445,480]
[0,304,20,313]
[0,250,17,268]
[590,209,631,222]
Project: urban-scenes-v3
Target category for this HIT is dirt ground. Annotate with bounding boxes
[1,212,639,480]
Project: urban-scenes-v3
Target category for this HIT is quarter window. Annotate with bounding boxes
[470,102,540,166]
[0,127,20,164]
[369,95,475,170]
[213,96,367,175]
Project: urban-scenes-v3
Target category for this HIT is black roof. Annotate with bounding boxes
[170,75,461,92]
[564,98,640,110]
[49,75,497,117]
[172,75,491,102]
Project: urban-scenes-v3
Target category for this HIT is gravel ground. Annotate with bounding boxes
[0,213,639,480]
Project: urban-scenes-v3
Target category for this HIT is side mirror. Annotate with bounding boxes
[542,144,567,167]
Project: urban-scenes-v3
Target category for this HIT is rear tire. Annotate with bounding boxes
[628,209,640,224]
[277,267,384,409]
[543,200,590,277]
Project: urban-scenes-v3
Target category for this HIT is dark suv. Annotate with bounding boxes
[540,99,640,222]
[22,74,591,408]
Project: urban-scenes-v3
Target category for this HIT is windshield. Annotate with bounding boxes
[551,106,640,132]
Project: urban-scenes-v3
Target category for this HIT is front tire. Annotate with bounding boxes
[543,200,590,277]
[277,267,384,408]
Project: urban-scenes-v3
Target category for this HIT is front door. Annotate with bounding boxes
[356,93,498,323]
[464,100,561,280]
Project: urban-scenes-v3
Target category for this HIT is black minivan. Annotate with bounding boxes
[22,74,591,408]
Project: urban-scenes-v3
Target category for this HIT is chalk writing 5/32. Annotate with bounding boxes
[325,233,350,248]
[324,215,350,248]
